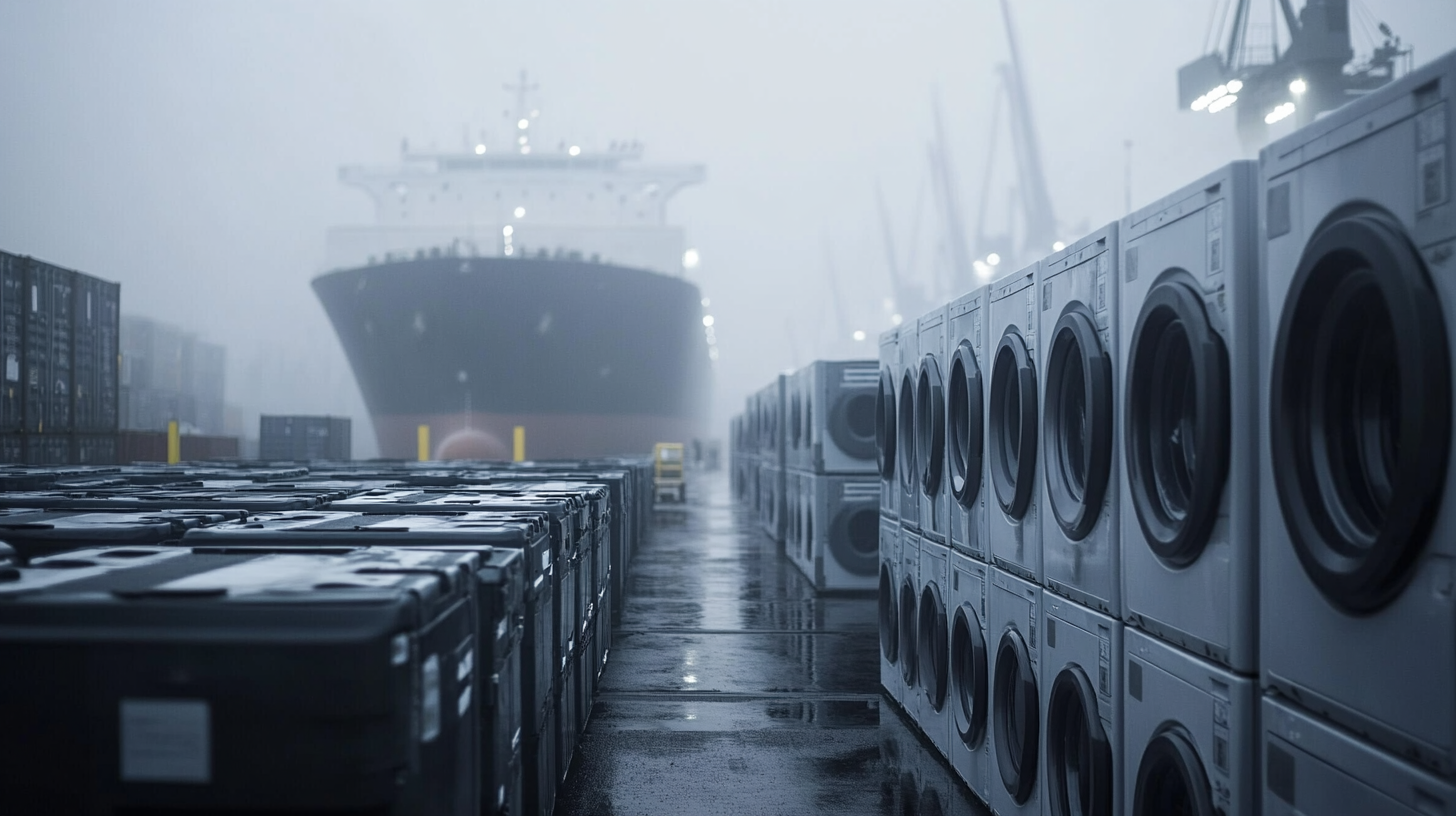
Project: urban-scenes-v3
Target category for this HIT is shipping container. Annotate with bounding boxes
[259,414,351,460]
[22,258,75,433]
[72,274,120,432]
[0,253,23,432]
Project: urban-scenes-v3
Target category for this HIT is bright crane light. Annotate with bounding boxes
[682,248,701,269]
[1290,78,1307,95]
[517,118,530,130]
[1226,79,1244,93]
[702,315,715,327]
[514,206,526,218]
[891,313,903,326]
[987,253,1002,266]
[1265,102,1297,124]
[1053,241,1066,252]
[568,145,581,156]
[474,144,486,155]
[1208,94,1238,113]
[853,330,867,342]
[502,225,514,237]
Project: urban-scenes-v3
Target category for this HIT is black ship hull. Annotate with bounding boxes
[314,257,711,459]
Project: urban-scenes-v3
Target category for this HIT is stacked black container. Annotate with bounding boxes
[0,251,120,465]
[0,456,652,816]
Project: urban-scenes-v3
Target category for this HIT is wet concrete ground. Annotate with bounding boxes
[558,472,990,816]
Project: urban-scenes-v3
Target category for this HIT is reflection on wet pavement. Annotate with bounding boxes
[558,473,989,815]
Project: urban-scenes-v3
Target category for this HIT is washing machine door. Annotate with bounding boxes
[951,603,988,748]
[829,382,877,462]
[918,580,949,712]
[990,327,1038,519]
[1270,212,1451,613]
[917,353,947,497]
[1124,274,1229,567]
[993,626,1039,804]
[1132,725,1216,816]
[1043,306,1114,541]
[1045,666,1113,816]
[880,562,899,666]
[949,340,985,508]
[877,367,897,481]
[899,368,919,500]
[830,503,878,577]
[900,575,919,687]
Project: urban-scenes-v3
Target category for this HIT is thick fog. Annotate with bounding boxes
[2,1,1453,456]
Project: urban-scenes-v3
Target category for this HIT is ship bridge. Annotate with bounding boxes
[327,140,705,275]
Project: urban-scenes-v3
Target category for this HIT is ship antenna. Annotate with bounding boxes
[504,70,540,151]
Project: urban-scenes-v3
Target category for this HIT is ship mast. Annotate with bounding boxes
[504,70,540,154]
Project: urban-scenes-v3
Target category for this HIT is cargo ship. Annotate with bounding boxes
[314,77,712,460]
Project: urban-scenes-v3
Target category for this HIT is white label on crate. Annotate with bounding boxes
[497,618,508,642]
[458,647,474,682]
[457,685,473,718]
[5,354,16,383]
[391,634,409,666]
[541,550,550,572]
[120,699,211,784]
[421,654,441,743]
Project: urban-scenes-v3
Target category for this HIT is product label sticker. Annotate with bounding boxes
[457,685,472,718]
[5,354,16,382]
[421,654,441,743]
[120,699,211,784]
[1206,201,1224,276]
[391,634,409,666]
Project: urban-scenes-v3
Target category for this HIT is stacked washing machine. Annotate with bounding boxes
[1118,160,1261,816]
[755,375,787,543]
[1254,51,1456,814]
[782,359,881,592]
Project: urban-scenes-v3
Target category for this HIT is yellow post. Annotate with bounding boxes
[167,420,180,464]
[417,424,430,462]
[513,426,526,462]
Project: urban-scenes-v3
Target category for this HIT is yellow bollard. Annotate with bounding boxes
[167,420,180,464]
[417,425,430,462]
[513,426,526,462]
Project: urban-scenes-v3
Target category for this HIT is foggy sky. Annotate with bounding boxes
[3,1,1453,456]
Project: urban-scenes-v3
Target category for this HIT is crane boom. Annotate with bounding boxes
[998,0,1058,259]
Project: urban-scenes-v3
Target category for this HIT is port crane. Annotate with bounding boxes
[1178,0,1411,150]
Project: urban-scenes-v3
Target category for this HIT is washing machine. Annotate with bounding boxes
[1118,160,1259,673]
[804,360,879,475]
[784,468,809,575]
[916,304,950,545]
[877,328,901,522]
[756,374,786,466]
[1040,591,1121,816]
[987,263,1042,583]
[784,365,811,473]
[898,529,922,724]
[917,536,952,759]
[1040,225,1120,617]
[1258,50,1456,775]
[1263,695,1456,816]
[948,549,992,805]
[1123,627,1256,816]
[881,513,904,703]
[947,285,990,562]
[805,472,879,592]
[759,462,785,543]
[897,321,921,533]
[988,566,1041,816]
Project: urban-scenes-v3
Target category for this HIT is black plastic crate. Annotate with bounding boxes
[0,508,242,563]
[183,511,544,816]
[0,544,481,815]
